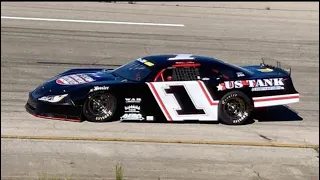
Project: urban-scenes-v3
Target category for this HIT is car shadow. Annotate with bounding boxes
[120,105,302,125]
[252,105,303,122]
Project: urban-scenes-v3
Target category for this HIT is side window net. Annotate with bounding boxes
[172,67,200,81]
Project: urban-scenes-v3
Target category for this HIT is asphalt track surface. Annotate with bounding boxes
[1,2,319,180]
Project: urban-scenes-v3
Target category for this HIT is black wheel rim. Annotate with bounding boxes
[87,93,116,117]
[223,97,248,120]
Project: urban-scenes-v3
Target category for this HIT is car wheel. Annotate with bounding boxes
[83,91,117,122]
[218,91,253,125]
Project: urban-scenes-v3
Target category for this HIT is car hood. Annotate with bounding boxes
[31,68,125,98]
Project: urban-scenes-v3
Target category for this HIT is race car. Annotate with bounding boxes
[25,54,300,125]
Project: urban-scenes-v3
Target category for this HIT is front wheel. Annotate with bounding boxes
[83,91,117,122]
[218,91,253,125]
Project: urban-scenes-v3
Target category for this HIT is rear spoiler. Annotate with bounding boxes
[260,58,291,75]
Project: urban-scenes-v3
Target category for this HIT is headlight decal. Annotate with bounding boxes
[38,94,68,103]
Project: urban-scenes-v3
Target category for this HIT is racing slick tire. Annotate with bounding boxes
[218,91,253,125]
[83,91,117,122]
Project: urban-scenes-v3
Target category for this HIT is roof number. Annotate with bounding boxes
[168,54,195,60]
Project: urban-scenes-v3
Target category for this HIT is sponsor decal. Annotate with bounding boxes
[251,86,284,91]
[125,98,141,104]
[120,104,144,120]
[124,105,140,113]
[120,113,144,120]
[174,61,195,64]
[146,116,154,121]
[257,68,273,72]
[137,58,154,67]
[144,61,154,67]
[137,58,145,62]
[70,74,86,83]
[56,74,95,85]
[79,74,94,82]
[236,72,245,77]
[89,86,109,92]
[216,78,285,91]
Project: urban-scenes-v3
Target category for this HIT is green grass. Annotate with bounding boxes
[116,163,124,180]
[313,146,319,158]
[37,163,125,180]
[37,163,166,180]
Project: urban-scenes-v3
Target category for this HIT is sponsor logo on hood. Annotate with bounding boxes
[56,74,95,85]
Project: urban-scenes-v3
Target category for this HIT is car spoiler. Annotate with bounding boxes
[260,58,291,76]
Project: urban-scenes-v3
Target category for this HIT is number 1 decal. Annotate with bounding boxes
[165,85,205,115]
[147,81,219,121]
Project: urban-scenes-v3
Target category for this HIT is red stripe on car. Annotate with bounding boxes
[253,95,299,102]
[148,83,173,121]
[197,81,218,106]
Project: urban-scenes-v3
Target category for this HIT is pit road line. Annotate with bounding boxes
[2,135,318,149]
[1,16,185,27]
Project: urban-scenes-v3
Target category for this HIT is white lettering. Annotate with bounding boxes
[264,79,273,86]
[225,81,234,89]
[234,80,243,88]
[120,113,144,120]
[90,86,109,92]
[125,98,142,103]
[236,72,245,77]
[273,78,284,86]
[256,79,266,87]
[246,80,256,87]
[251,86,284,91]
[124,105,141,113]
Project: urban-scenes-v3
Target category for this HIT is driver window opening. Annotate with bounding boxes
[154,66,201,82]
[212,68,230,80]
[154,68,173,82]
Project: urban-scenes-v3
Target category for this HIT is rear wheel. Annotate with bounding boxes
[83,91,117,122]
[218,91,253,125]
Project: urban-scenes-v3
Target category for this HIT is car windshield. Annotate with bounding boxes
[112,60,151,81]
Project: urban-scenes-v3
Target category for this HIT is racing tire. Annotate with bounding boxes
[83,91,117,122]
[218,91,253,125]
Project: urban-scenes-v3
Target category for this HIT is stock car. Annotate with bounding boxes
[25,54,300,125]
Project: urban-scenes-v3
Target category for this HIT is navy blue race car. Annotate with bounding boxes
[25,54,300,125]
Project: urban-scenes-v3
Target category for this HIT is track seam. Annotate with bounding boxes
[1,135,318,149]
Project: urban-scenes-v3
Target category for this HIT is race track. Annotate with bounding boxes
[1,2,319,180]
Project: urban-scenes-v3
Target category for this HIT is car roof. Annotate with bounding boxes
[139,54,253,76]
[141,54,226,68]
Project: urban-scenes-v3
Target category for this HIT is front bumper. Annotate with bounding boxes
[25,93,83,122]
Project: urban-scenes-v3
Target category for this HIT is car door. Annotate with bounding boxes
[146,64,220,121]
